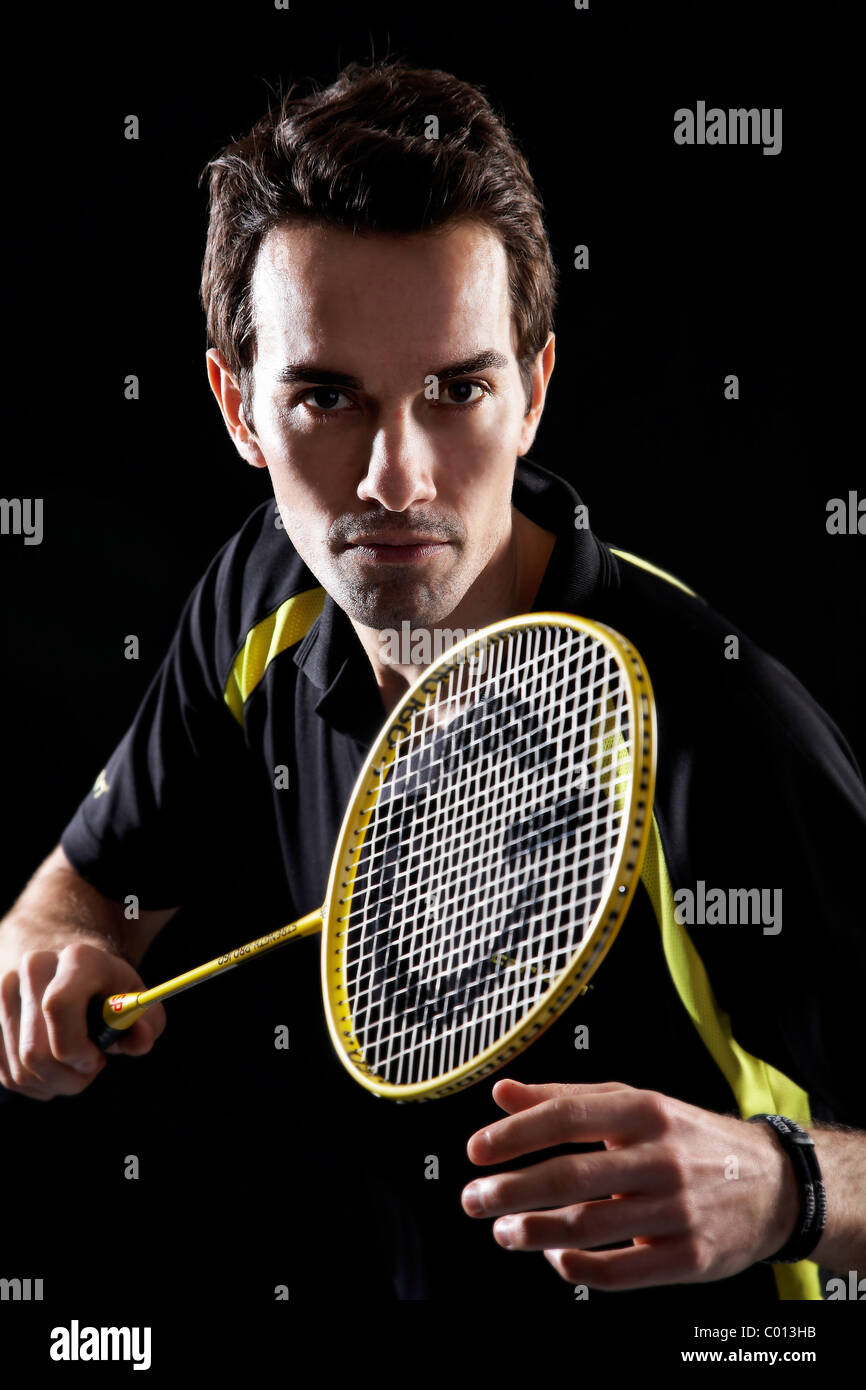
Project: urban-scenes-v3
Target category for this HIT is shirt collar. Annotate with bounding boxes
[292,587,386,741]
[293,457,609,737]
[513,456,609,611]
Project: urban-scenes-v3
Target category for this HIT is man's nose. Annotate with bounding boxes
[356,411,437,511]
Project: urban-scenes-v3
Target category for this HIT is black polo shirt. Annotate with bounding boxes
[61,456,866,1303]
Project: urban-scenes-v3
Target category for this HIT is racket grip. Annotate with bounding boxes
[87,995,133,1051]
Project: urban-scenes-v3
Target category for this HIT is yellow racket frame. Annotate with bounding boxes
[321,611,656,1101]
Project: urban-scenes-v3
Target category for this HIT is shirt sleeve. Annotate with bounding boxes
[662,639,866,1128]
[60,542,249,910]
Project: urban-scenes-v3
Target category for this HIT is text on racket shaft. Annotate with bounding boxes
[217,924,297,967]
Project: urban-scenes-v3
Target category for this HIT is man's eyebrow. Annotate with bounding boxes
[274,349,509,391]
[430,349,510,381]
[275,364,363,389]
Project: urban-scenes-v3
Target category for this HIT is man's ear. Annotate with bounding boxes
[517,333,555,457]
[205,349,268,469]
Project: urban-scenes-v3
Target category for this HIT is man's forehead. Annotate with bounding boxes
[250,218,515,366]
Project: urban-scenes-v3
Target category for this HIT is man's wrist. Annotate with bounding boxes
[748,1115,827,1264]
[750,1117,802,1262]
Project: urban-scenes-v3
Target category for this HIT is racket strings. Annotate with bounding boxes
[350,769,622,1061]
[344,661,626,893]
[340,625,633,1086]
[347,637,625,1078]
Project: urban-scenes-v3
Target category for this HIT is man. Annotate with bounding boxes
[1,59,863,1302]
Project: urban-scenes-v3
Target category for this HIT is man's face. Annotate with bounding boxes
[222,218,547,629]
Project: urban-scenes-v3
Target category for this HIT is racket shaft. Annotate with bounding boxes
[92,908,323,1041]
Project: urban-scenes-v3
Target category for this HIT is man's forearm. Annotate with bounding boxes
[0,844,177,969]
[810,1125,866,1275]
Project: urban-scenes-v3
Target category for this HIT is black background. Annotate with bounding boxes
[1,0,862,1369]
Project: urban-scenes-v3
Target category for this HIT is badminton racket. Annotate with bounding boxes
[84,610,655,1101]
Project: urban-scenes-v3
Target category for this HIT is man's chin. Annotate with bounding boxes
[332,575,462,632]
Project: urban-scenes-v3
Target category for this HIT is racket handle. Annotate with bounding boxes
[86,994,134,1051]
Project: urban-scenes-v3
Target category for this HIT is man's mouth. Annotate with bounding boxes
[345,535,451,563]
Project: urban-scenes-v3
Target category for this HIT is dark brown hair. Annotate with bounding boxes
[199,58,557,430]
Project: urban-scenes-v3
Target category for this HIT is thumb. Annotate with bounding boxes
[106,1001,167,1057]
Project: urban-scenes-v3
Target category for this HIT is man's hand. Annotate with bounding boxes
[0,844,174,1101]
[461,1079,802,1290]
[0,940,166,1101]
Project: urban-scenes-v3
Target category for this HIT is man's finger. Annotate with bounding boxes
[490,1078,626,1117]
[462,1147,664,1219]
[468,1085,659,1164]
[0,968,34,1089]
[42,946,142,1069]
[111,1005,167,1057]
[19,951,102,1083]
[0,1022,15,1091]
[4,959,106,1096]
[492,1193,687,1253]
[544,1233,704,1291]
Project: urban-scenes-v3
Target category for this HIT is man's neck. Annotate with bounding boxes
[350,505,557,715]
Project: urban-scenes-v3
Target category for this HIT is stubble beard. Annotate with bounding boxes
[333,565,465,631]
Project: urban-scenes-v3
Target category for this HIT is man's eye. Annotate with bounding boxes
[440,380,486,406]
[300,387,352,413]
